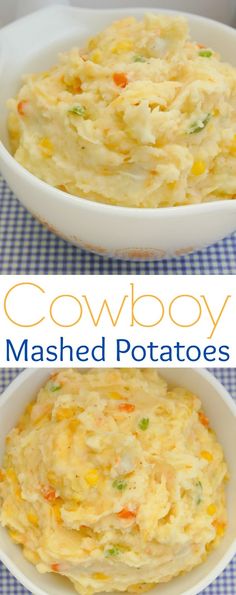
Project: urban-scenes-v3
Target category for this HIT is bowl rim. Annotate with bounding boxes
[0,367,236,414]
[1,4,236,218]
[0,367,236,595]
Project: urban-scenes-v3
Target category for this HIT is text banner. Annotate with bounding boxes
[0,275,235,367]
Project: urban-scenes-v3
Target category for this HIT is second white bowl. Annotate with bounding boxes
[0,368,236,595]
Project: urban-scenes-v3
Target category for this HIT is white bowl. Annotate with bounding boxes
[0,5,236,260]
[0,368,236,595]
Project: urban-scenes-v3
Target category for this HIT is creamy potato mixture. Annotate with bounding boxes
[7,14,236,207]
[0,369,228,594]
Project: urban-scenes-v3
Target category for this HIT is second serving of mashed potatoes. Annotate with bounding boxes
[0,369,228,594]
[8,14,236,208]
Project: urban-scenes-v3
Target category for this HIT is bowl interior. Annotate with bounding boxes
[1,5,236,151]
[0,368,236,595]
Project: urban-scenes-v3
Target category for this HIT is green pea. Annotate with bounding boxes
[47,382,61,392]
[138,418,149,431]
[188,113,211,134]
[199,50,213,58]
[68,105,86,116]
[105,546,120,557]
[112,478,127,491]
[133,55,146,63]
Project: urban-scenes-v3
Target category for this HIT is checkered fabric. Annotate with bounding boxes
[0,177,236,274]
[0,368,235,594]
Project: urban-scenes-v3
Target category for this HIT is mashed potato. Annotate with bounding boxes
[7,14,236,208]
[8,15,236,207]
[0,369,228,594]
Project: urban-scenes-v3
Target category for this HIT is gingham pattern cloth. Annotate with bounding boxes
[0,368,235,594]
[0,177,236,274]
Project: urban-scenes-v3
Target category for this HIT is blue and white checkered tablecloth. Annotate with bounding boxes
[0,368,235,595]
[0,177,236,274]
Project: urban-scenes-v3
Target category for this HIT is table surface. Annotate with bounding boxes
[0,368,236,595]
[0,177,236,275]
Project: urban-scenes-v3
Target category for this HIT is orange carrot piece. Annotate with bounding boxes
[41,486,57,502]
[113,72,128,88]
[117,508,137,520]
[51,563,60,572]
[198,411,209,428]
[17,100,29,116]
[119,403,135,413]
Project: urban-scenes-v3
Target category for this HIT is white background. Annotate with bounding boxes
[0,275,236,367]
[1,0,236,27]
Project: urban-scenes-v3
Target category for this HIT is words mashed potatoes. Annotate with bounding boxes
[0,369,228,594]
[7,14,236,208]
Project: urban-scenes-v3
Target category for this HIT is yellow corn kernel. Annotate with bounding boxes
[69,419,80,432]
[67,501,80,512]
[205,542,213,553]
[207,504,217,516]
[7,469,22,498]
[85,469,99,487]
[167,181,176,190]
[9,128,20,154]
[201,450,213,462]
[27,512,39,527]
[108,392,122,400]
[212,108,220,117]
[32,404,52,426]
[38,137,54,158]
[92,573,109,581]
[55,407,77,422]
[8,529,24,544]
[6,468,17,482]
[9,127,19,139]
[6,467,21,498]
[17,403,34,431]
[88,36,98,51]
[213,520,226,537]
[111,41,133,54]
[53,501,62,523]
[229,134,236,154]
[47,471,58,487]
[41,70,50,79]
[200,551,209,564]
[91,50,102,64]
[33,412,51,426]
[25,402,34,416]
[17,419,27,432]
[191,160,206,176]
